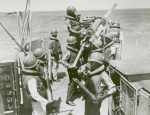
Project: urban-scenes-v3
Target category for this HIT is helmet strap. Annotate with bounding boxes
[22,68,40,75]
[88,61,102,72]
[67,42,77,49]
[66,45,78,53]
[50,37,59,41]
[69,13,77,18]
[52,35,57,38]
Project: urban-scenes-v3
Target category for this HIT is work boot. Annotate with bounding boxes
[66,101,76,106]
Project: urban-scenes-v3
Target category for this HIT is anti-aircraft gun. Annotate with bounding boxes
[78,3,119,66]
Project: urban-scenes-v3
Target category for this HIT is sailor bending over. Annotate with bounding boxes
[73,52,116,115]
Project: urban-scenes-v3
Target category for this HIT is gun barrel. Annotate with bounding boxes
[0,23,27,55]
[47,52,53,101]
[104,3,117,19]
[73,35,88,67]
[45,66,53,102]
[74,79,95,100]
[73,42,85,67]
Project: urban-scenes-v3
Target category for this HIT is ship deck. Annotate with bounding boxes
[51,64,109,115]
[51,42,149,115]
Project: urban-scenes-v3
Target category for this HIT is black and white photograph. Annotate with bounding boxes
[0,0,150,115]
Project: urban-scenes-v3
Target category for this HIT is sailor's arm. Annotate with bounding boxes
[104,40,114,49]
[27,78,49,105]
[68,27,81,35]
[73,74,116,104]
[49,41,54,56]
[58,42,62,60]
[119,30,124,44]
[73,78,106,104]
[96,74,116,102]
[90,65,105,76]
[92,40,114,53]
[72,78,96,101]
[59,54,62,61]
[65,19,81,35]
[85,63,105,76]
[61,51,71,68]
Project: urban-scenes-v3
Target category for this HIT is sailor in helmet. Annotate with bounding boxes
[73,52,116,115]
[65,6,82,50]
[61,36,81,106]
[33,48,48,86]
[109,19,124,59]
[22,54,54,115]
[91,32,117,60]
[78,29,103,65]
[79,30,94,65]
[49,29,62,82]
[34,48,47,63]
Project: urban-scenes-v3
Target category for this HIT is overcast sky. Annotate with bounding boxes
[0,0,150,12]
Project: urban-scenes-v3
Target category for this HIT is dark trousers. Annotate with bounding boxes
[77,36,81,50]
[85,99,101,115]
[66,68,78,101]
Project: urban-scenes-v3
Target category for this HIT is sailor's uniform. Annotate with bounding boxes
[22,69,48,115]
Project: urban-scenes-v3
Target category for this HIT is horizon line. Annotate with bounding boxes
[0,7,150,13]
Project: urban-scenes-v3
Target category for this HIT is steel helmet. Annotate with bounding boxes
[67,36,77,44]
[51,29,58,35]
[67,6,76,16]
[33,48,46,59]
[110,19,120,28]
[88,52,104,64]
[113,19,120,26]
[92,39,103,48]
[23,54,38,69]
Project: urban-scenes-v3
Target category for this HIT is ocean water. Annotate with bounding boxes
[0,8,150,59]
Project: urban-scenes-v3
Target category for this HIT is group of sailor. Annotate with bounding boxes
[22,6,123,115]
[22,29,62,115]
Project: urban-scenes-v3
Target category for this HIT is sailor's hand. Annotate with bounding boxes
[72,78,79,83]
[46,100,57,111]
[83,70,91,77]
[93,96,103,105]
[87,71,92,76]
[81,29,86,35]
[83,71,88,77]
[79,29,86,38]
[68,65,77,69]
[46,100,54,107]
[38,60,45,64]
[91,48,103,53]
